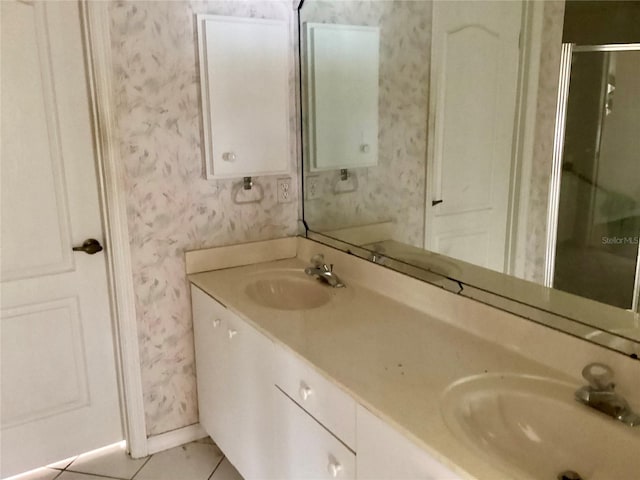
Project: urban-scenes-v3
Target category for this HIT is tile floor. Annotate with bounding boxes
[13,438,243,480]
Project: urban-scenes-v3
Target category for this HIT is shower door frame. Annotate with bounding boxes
[545,42,640,313]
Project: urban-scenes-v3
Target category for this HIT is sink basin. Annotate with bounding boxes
[441,374,640,480]
[244,271,332,310]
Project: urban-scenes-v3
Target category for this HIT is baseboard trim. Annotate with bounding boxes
[146,423,207,456]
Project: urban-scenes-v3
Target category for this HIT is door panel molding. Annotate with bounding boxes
[1,296,90,428]
[1,0,74,282]
[81,0,148,458]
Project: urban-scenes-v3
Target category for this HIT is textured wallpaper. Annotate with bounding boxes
[301,0,431,248]
[524,0,566,284]
[109,0,299,436]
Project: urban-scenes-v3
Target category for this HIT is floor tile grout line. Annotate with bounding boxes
[49,457,79,472]
[129,454,153,480]
[207,456,226,480]
[58,470,129,480]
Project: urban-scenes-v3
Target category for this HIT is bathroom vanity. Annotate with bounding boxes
[188,237,640,480]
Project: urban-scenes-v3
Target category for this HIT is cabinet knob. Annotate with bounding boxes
[327,457,343,478]
[222,152,236,162]
[228,328,238,339]
[299,382,313,401]
[212,318,221,328]
[359,144,370,154]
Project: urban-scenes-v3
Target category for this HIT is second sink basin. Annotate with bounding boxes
[245,270,332,310]
[441,373,640,480]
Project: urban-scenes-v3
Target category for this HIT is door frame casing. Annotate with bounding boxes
[544,43,573,288]
[81,0,148,458]
[507,0,545,277]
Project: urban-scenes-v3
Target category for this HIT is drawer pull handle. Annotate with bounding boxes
[328,457,343,478]
[212,318,221,328]
[228,329,238,339]
[299,382,313,401]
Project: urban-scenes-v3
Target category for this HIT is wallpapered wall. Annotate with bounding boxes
[302,0,431,248]
[524,0,566,283]
[109,0,299,436]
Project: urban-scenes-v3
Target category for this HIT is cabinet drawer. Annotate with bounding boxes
[275,388,355,480]
[274,345,356,449]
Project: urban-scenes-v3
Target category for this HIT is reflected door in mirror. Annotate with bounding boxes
[426,1,522,272]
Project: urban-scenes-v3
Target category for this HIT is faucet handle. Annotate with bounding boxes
[310,253,325,267]
[582,362,615,391]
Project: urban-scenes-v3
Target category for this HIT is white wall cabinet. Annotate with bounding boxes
[357,406,461,480]
[192,285,462,479]
[197,15,290,179]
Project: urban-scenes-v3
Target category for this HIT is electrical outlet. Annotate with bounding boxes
[306,175,321,200]
[277,177,292,203]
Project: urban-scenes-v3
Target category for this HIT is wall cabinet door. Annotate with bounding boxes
[274,388,356,480]
[196,15,291,179]
[357,406,461,480]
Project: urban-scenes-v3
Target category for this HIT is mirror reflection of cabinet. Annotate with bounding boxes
[306,23,379,171]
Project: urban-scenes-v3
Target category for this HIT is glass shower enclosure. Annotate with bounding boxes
[547,44,640,311]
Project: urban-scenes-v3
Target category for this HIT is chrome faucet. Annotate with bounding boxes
[575,362,640,427]
[304,254,345,288]
[368,243,387,265]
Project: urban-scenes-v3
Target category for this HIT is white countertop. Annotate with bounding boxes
[188,256,632,480]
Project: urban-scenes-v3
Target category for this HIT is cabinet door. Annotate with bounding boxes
[274,388,356,480]
[357,406,461,480]
[224,315,276,479]
[191,286,229,444]
[192,285,276,479]
[197,15,290,179]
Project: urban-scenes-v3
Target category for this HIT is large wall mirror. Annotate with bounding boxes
[299,0,640,357]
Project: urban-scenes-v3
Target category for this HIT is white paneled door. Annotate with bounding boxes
[426,1,522,272]
[1,1,122,476]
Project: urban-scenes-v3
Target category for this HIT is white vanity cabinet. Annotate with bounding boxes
[191,286,275,479]
[192,283,461,480]
[356,406,461,480]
